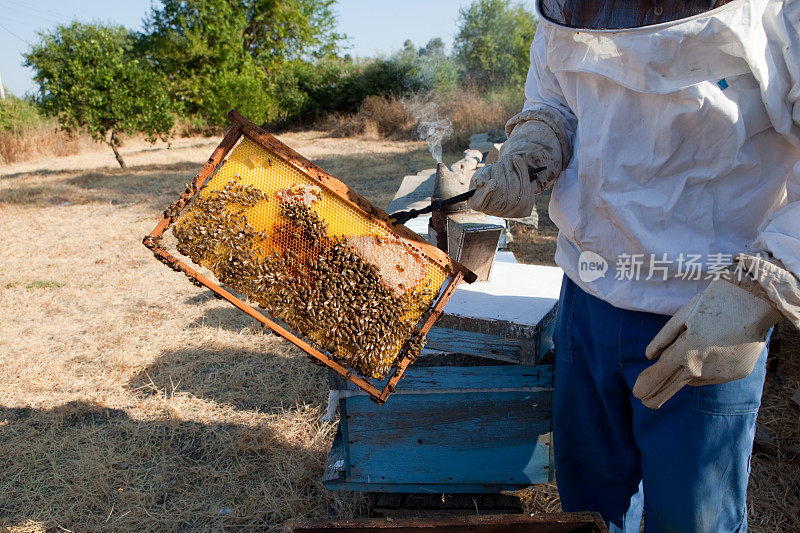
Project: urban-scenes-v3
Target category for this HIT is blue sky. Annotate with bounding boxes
[0,0,534,98]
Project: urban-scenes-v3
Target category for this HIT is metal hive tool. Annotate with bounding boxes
[143,110,476,403]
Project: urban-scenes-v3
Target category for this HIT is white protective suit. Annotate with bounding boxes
[525,0,800,317]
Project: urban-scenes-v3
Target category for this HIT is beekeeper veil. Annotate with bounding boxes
[538,0,735,29]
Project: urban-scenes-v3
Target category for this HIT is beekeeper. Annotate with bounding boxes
[468,1,800,532]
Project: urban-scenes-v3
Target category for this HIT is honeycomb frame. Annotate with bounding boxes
[143,110,475,404]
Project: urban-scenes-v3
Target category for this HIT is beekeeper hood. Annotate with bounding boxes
[524,0,800,315]
[539,0,734,29]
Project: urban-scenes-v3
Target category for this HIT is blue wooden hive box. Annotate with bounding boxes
[323,257,562,494]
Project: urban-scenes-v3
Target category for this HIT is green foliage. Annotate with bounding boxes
[405,40,460,94]
[18,0,536,140]
[140,0,254,123]
[197,68,274,127]
[373,38,460,97]
[241,0,343,67]
[454,0,537,88]
[141,0,344,126]
[139,0,465,127]
[23,22,174,167]
[25,280,66,289]
[270,58,353,123]
[269,48,460,126]
[418,37,446,58]
[354,56,429,97]
[0,96,46,133]
[175,63,275,129]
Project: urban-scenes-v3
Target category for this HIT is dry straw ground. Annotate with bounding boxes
[1,133,798,532]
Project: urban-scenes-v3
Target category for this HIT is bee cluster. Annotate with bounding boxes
[171,179,434,379]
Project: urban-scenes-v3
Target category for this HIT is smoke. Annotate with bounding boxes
[406,100,452,164]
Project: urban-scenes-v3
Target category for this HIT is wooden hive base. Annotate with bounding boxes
[323,362,554,494]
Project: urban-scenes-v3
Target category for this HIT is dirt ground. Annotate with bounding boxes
[1,134,798,531]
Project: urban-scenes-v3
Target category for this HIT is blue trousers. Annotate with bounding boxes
[553,276,767,533]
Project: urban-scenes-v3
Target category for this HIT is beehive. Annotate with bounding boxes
[144,111,473,402]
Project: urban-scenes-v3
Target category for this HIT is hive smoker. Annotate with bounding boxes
[389,151,544,282]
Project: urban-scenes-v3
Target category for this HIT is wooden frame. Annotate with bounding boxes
[143,110,475,404]
[286,513,608,533]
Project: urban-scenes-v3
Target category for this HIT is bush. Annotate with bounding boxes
[327,95,415,139]
[325,86,524,149]
[0,96,46,133]
[0,95,98,165]
[269,56,426,127]
[359,95,416,137]
[194,67,274,127]
[269,58,358,125]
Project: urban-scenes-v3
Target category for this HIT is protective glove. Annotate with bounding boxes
[633,276,782,410]
[468,109,568,218]
[468,154,535,218]
[737,254,800,330]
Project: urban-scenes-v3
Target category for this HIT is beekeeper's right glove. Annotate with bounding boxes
[468,108,570,218]
[632,277,781,409]
[632,254,800,409]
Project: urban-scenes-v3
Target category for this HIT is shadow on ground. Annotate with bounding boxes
[1,167,78,181]
[187,305,262,334]
[128,324,328,414]
[0,396,354,531]
[0,161,199,209]
[0,148,434,212]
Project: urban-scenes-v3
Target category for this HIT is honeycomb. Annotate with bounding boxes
[172,138,448,379]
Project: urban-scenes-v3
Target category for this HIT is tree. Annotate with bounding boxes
[140,0,344,126]
[419,37,446,58]
[239,0,343,68]
[454,0,537,88]
[24,23,173,168]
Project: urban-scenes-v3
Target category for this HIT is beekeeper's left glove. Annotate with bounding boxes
[468,108,570,218]
[632,259,794,409]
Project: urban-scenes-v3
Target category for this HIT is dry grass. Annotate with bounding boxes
[438,90,523,151]
[0,132,442,532]
[327,95,416,140]
[748,322,800,532]
[0,131,797,532]
[0,123,100,165]
[325,89,523,150]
